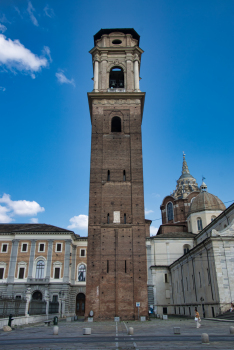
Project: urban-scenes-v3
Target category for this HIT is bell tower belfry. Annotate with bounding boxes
[85,28,148,320]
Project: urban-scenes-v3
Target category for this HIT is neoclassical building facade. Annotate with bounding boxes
[0,224,87,317]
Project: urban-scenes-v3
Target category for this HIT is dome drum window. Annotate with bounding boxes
[167,202,174,222]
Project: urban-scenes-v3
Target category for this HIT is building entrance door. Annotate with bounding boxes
[76,293,85,316]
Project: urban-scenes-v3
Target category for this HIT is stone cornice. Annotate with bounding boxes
[87,91,145,123]
[89,46,144,56]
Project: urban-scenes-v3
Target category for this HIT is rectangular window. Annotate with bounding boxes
[207,268,211,285]
[124,213,126,224]
[2,244,7,253]
[80,249,85,257]
[54,268,60,279]
[18,268,25,279]
[52,295,58,302]
[199,272,202,287]
[56,243,62,252]
[125,260,127,273]
[0,268,4,279]
[107,260,109,273]
[165,274,168,283]
[39,243,45,252]
[22,243,28,252]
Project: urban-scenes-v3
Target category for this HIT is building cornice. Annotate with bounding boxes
[87,92,145,123]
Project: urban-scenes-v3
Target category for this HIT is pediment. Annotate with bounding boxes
[211,218,234,237]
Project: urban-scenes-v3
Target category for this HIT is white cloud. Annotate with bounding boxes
[14,7,22,18]
[42,46,52,63]
[0,205,12,223]
[44,5,55,18]
[0,35,49,76]
[0,23,7,33]
[0,14,10,24]
[0,193,45,216]
[27,1,39,26]
[68,215,88,230]
[145,208,154,215]
[150,226,158,236]
[56,70,75,87]
[30,217,38,223]
[0,86,6,92]
[152,193,160,198]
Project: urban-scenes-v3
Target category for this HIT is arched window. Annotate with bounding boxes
[183,244,190,255]
[197,217,203,231]
[123,170,126,181]
[32,290,42,300]
[124,213,126,224]
[107,170,110,181]
[167,202,173,221]
[111,116,121,132]
[211,215,216,222]
[109,67,124,88]
[107,213,110,224]
[36,260,45,279]
[78,264,86,282]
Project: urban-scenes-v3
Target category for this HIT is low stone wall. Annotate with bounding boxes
[0,313,60,329]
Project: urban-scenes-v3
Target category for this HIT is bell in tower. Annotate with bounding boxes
[85,28,149,320]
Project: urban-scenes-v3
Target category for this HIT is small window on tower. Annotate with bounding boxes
[107,213,110,224]
[123,170,126,181]
[107,170,110,181]
[124,213,126,224]
[111,117,121,132]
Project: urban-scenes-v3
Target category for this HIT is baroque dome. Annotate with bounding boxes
[190,190,226,214]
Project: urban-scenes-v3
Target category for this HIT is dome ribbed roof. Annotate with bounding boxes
[190,191,226,214]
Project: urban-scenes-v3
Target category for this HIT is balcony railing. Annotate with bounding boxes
[27,278,50,284]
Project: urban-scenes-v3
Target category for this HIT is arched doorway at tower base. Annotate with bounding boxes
[76,293,85,316]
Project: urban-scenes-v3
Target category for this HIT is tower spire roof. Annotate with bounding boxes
[179,152,195,180]
[171,153,199,199]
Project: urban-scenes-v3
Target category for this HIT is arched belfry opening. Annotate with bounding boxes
[109,67,124,88]
[111,116,121,132]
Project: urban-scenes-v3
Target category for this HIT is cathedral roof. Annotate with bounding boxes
[190,190,226,214]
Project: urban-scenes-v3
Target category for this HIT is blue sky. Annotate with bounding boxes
[0,0,233,236]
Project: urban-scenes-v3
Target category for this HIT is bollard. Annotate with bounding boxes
[230,326,234,334]
[53,326,59,335]
[8,314,14,328]
[128,327,134,335]
[173,327,180,334]
[201,333,209,344]
[83,328,91,335]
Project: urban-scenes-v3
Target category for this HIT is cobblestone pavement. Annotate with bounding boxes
[0,317,234,350]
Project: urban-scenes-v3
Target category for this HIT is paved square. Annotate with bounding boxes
[0,317,234,350]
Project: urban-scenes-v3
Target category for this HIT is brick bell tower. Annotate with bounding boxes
[85,29,148,320]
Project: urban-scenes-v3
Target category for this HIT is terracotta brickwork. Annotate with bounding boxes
[85,29,148,320]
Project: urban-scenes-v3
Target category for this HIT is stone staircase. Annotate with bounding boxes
[147,285,154,309]
[215,310,234,321]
